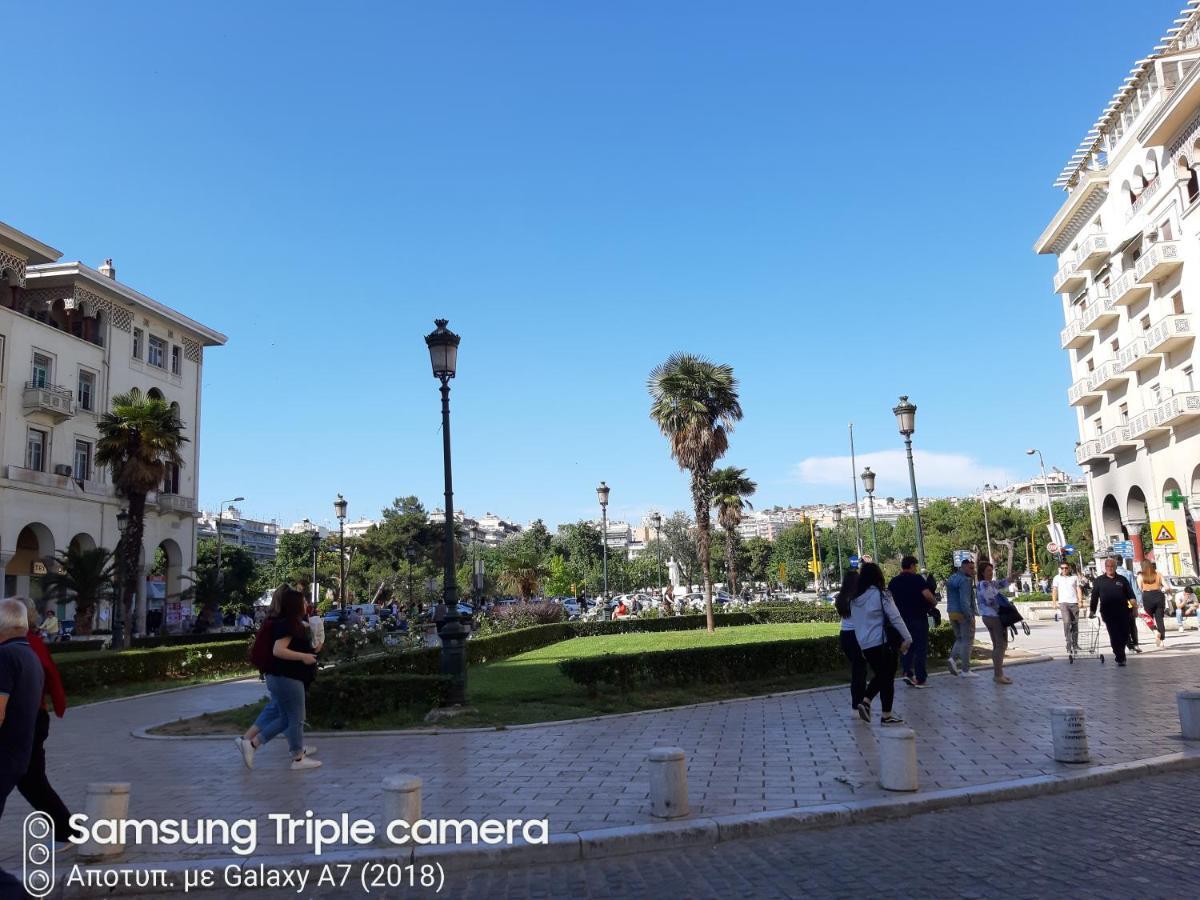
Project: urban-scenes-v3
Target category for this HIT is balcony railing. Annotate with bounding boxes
[1154,391,1200,429]
[157,494,197,514]
[1075,440,1108,466]
[1086,359,1125,393]
[1129,408,1168,440]
[1081,289,1118,330]
[1118,337,1156,373]
[21,382,74,422]
[1110,269,1150,307]
[1144,314,1194,354]
[1068,377,1093,406]
[1074,233,1110,271]
[1060,317,1090,349]
[1098,424,1136,454]
[1053,260,1085,294]
[1135,240,1183,284]
[1126,174,1163,223]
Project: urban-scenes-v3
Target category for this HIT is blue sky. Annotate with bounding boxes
[3,1,1183,529]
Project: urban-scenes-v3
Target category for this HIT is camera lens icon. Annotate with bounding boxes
[23,812,56,899]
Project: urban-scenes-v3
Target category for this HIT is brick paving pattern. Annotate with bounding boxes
[2,622,1199,868]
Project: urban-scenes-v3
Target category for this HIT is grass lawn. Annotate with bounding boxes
[153,623,866,735]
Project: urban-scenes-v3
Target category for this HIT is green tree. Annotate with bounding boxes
[660,511,699,590]
[648,353,743,632]
[770,523,814,590]
[743,536,773,587]
[41,546,115,636]
[95,389,186,646]
[710,466,756,594]
[498,543,548,600]
[192,539,258,620]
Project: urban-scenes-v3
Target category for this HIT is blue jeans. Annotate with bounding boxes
[253,675,306,757]
[900,616,929,683]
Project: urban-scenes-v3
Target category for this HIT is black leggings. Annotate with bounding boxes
[862,643,898,714]
[839,629,867,709]
[1143,591,1166,640]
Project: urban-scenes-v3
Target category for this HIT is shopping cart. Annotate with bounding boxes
[1069,614,1105,663]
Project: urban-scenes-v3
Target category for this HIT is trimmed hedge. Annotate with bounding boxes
[132,631,253,649]
[751,604,841,624]
[572,613,756,636]
[56,639,252,693]
[559,625,956,693]
[468,623,575,664]
[48,640,107,654]
[307,673,451,725]
[1017,592,1054,605]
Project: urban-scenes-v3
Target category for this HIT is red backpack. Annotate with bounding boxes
[249,618,275,673]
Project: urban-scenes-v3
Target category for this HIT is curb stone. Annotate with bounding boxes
[59,747,1200,897]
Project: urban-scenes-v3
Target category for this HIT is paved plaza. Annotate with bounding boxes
[2,620,1200,874]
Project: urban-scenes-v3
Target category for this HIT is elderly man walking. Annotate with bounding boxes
[0,596,46,894]
[945,558,979,677]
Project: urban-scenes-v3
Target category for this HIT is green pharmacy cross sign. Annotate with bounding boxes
[1165,488,1187,510]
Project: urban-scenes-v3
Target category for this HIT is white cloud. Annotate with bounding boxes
[792,449,1016,497]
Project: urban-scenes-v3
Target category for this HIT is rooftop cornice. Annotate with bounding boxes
[1035,169,1109,256]
[25,262,227,347]
[0,221,61,265]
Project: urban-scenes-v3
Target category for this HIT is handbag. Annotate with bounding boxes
[880,590,904,651]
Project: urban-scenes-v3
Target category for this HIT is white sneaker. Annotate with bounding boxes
[291,756,323,771]
[303,745,317,757]
[948,657,960,676]
[234,737,255,770]
[960,671,980,678]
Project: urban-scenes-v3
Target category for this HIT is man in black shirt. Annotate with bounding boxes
[889,555,938,687]
[1090,557,1137,666]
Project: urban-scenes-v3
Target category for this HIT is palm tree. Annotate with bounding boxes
[648,353,743,633]
[95,389,187,648]
[41,546,115,636]
[498,546,548,601]
[710,466,756,596]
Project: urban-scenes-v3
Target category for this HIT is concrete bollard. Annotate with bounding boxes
[382,774,423,829]
[648,747,689,819]
[1051,706,1090,763]
[877,727,919,791]
[76,783,131,861]
[1178,691,1200,740]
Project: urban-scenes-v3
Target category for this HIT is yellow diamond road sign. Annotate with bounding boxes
[1151,520,1178,545]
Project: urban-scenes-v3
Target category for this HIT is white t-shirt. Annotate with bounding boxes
[1052,574,1080,605]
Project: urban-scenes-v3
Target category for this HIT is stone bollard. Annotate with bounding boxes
[382,774,423,829]
[76,783,131,861]
[1050,706,1090,763]
[648,747,689,819]
[877,727,919,791]
[1178,691,1200,740]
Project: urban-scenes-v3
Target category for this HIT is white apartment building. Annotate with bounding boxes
[1037,3,1200,575]
[197,507,281,562]
[978,473,1088,514]
[1,220,226,627]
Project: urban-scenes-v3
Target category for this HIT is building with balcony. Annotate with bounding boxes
[197,507,280,562]
[1035,3,1200,574]
[1,219,226,629]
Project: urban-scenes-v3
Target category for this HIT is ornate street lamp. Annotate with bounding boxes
[597,482,610,600]
[861,466,879,560]
[1027,448,1060,561]
[302,518,321,608]
[425,318,467,704]
[334,494,348,609]
[893,395,927,572]
[650,511,663,600]
[832,506,844,580]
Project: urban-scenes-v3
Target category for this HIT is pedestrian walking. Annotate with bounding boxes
[888,555,937,688]
[235,587,322,771]
[1117,559,1143,654]
[1137,560,1168,648]
[1090,557,1137,666]
[0,597,46,893]
[946,558,979,677]
[13,598,80,844]
[976,562,1015,684]
[849,562,912,725]
[834,570,867,717]
[1052,562,1084,654]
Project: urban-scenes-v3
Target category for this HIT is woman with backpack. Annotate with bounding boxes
[850,562,912,725]
[236,587,322,771]
[976,561,1015,684]
[834,570,866,719]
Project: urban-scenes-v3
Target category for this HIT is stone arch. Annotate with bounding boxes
[152,538,184,634]
[147,387,165,402]
[1145,149,1160,180]
[1134,164,1148,190]
[68,532,97,553]
[1101,494,1125,542]
[4,523,57,601]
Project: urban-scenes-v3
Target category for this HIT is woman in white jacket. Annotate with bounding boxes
[850,562,912,725]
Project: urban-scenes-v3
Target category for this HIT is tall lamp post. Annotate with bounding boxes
[471,526,484,605]
[425,318,467,705]
[832,506,844,581]
[114,507,129,648]
[302,518,320,609]
[334,494,348,609]
[861,466,879,559]
[1027,449,1059,561]
[214,495,245,587]
[893,395,927,572]
[597,482,610,599]
[405,545,418,618]
[650,512,663,598]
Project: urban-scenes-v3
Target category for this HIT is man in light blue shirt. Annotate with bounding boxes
[945,559,978,677]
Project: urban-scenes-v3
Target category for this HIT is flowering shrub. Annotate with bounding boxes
[322,622,382,661]
[475,602,566,636]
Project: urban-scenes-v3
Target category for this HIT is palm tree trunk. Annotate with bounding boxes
[692,472,714,634]
[725,528,737,596]
[120,492,148,650]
